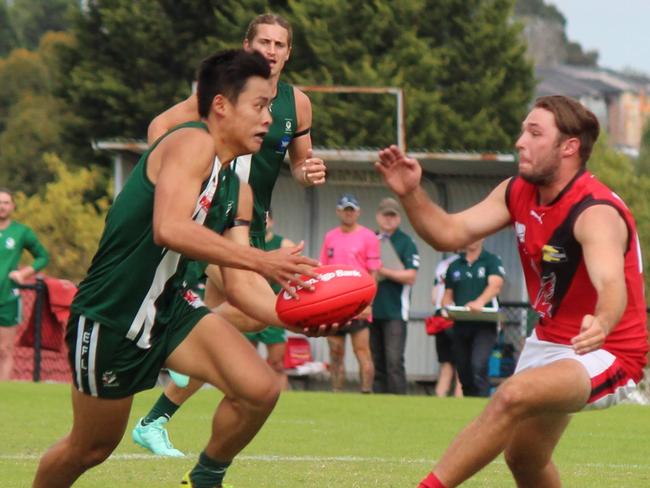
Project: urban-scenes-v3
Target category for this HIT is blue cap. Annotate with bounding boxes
[337,193,360,210]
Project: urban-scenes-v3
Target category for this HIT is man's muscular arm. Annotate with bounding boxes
[571,204,629,354]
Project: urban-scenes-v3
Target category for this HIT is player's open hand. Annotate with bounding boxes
[571,314,608,354]
[303,149,327,185]
[375,145,422,197]
[262,241,319,296]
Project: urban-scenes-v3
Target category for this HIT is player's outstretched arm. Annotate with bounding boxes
[571,204,629,354]
[147,95,199,145]
[150,128,318,291]
[289,89,326,186]
[375,145,511,251]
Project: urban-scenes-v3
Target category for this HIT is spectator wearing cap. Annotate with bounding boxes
[371,198,420,394]
[319,194,381,393]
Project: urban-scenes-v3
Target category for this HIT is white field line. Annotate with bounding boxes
[1,453,649,470]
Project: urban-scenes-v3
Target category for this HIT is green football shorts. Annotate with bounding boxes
[245,326,286,345]
[66,294,210,399]
[0,298,20,327]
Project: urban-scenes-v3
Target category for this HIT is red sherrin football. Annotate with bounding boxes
[275,264,377,328]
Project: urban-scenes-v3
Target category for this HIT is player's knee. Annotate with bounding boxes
[76,441,119,470]
[239,371,281,412]
[489,380,529,419]
[504,448,548,479]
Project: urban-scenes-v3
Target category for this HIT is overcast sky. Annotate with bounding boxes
[548,0,650,75]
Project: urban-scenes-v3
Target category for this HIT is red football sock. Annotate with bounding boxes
[418,472,447,488]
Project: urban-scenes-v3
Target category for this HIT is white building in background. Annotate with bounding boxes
[536,65,650,157]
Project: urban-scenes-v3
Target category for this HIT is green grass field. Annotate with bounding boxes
[1,382,649,487]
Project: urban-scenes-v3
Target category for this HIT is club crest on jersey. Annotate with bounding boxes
[5,237,15,249]
[542,245,567,263]
[285,120,292,132]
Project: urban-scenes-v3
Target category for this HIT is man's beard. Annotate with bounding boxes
[519,148,561,186]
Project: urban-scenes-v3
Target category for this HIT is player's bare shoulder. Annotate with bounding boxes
[149,126,216,182]
[292,86,313,127]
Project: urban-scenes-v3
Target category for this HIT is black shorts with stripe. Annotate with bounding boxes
[65,294,209,399]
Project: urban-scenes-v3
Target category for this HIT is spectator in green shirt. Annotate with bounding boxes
[371,198,419,394]
[0,188,49,380]
[442,239,504,397]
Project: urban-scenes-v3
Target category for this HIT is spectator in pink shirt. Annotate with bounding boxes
[320,194,381,392]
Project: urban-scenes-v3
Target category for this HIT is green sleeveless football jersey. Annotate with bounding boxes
[71,121,221,348]
[177,163,240,292]
[233,80,297,238]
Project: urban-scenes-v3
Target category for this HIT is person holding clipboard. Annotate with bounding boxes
[441,239,505,397]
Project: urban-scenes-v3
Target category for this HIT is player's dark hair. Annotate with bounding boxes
[196,49,271,118]
[534,95,600,166]
[0,187,13,202]
[245,13,292,46]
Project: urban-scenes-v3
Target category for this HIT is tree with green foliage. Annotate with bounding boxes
[57,0,534,151]
[0,32,80,195]
[0,1,18,56]
[589,136,650,291]
[13,154,110,282]
[7,0,76,50]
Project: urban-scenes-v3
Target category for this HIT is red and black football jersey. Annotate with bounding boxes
[506,169,648,380]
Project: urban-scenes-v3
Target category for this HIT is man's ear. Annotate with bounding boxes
[212,94,228,117]
[562,137,580,159]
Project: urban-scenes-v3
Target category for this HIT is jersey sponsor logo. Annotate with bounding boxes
[285,120,292,131]
[542,245,567,263]
[277,134,292,153]
[5,237,15,249]
[534,271,557,317]
[182,289,205,309]
[515,222,526,243]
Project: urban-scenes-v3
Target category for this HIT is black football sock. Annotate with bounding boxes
[190,451,231,488]
[142,393,180,424]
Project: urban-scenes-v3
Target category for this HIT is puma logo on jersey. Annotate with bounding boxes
[530,210,545,224]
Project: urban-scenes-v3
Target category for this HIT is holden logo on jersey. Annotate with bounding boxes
[542,245,567,263]
[5,237,15,250]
